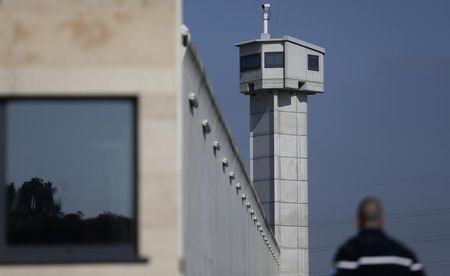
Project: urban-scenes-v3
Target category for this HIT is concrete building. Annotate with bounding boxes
[0,1,323,276]
[236,4,325,276]
[0,0,182,275]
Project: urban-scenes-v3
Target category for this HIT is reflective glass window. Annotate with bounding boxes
[264,52,284,68]
[308,54,320,71]
[240,53,261,72]
[0,98,139,263]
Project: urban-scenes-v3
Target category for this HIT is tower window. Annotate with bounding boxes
[240,53,261,72]
[308,54,320,71]
[0,97,142,263]
[264,52,284,68]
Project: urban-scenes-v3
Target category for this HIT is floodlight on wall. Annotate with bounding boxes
[264,237,268,241]
[213,140,220,150]
[229,171,235,179]
[188,92,198,107]
[222,158,228,166]
[262,232,265,237]
[253,216,258,222]
[241,194,246,199]
[250,209,254,215]
[256,222,261,227]
[246,202,251,208]
[236,183,241,189]
[265,241,269,245]
[202,119,211,133]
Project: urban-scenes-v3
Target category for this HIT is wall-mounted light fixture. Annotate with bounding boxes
[236,183,241,189]
[188,92,198,107]
[202,119,211,133]
[241,194,246,199]
[222,158,228,166]
[229,171,235,179]
[213,140,220,150]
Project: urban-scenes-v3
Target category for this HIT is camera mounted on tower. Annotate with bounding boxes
[261,3,271,39]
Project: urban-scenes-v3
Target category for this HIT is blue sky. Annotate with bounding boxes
[185,1,450,275]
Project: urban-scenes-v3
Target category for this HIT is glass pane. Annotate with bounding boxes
[240,53,261,72]
[4,99,135,245]
[265,52,284,68]
[308,54,319,71]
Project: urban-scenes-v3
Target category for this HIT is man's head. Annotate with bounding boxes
[357,197,384,230]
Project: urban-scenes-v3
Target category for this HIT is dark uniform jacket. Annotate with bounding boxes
[332,229,425,276]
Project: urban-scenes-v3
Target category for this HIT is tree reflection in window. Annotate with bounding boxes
[6,178,132,245]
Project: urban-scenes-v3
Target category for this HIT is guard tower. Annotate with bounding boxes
[236,4,325,276]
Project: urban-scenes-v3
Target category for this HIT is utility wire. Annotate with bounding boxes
[311,173,450,195]
[310,207,450,227]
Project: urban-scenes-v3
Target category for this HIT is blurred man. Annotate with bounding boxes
[331,197,426,275]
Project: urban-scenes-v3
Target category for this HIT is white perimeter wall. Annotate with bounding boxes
[182,43,279,276]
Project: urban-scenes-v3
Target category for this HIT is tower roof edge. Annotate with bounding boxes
[235,35,325,55]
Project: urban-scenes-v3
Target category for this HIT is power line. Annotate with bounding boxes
[311,173,450,195]
[426,259,450,266]
[426,260,450,268]
[309,270,329,276]
[310,207,450,227]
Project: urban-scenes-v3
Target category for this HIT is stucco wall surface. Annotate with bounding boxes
[0,0,182,275]
[0,0,178,66]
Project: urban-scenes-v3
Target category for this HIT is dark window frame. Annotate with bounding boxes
[308,54,320,71]
[0,96,146,264]
[240,53,261,72]
[264,52,284,68]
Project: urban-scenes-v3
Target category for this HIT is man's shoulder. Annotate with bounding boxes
[334,235,360,261]
[334,231,418,261]
[332,231,426,275]
[384,234,419,260]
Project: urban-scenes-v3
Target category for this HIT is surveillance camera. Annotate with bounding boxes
[262,3,271,10]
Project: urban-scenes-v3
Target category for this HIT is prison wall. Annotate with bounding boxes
[182,40,280,276]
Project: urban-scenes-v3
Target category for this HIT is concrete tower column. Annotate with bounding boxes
[237,8,324,273]
[250,91,309,276]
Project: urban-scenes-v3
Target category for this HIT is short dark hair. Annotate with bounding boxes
[357,197,383,228]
